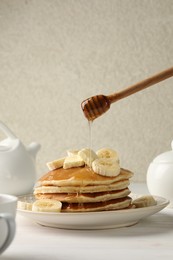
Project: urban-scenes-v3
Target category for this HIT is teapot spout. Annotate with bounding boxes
[27,142,41,159]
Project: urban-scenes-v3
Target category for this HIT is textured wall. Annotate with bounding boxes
[0,0,172,182]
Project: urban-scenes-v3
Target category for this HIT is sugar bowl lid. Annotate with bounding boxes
[153,140,173,163]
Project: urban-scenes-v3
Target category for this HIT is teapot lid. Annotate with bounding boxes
[153,140,173,163]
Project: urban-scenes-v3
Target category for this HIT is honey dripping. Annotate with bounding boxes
[88,120,93,169]
[77,120,93,203]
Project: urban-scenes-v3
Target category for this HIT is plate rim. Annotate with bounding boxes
[17,194,169,229]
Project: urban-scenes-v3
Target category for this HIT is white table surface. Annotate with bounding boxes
[1,183,173,260]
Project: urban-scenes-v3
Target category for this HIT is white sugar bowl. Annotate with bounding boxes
[147,140,173,207]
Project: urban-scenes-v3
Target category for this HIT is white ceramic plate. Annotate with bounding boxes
[17,194,169,230]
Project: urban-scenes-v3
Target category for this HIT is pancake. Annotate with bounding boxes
[33,164,134,212]
[35,167,133,187]
[34,188,130,203]
[34,179,130,194]
[61,196,132,212]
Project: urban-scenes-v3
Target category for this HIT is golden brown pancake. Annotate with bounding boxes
[61,196,132,212]
[34,179,130,194]
[35,188,130,203]
[35,167,133,187]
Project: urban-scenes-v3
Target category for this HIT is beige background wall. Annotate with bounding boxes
[0,0,172,182]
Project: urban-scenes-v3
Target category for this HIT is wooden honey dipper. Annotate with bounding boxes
[81,67,173,121]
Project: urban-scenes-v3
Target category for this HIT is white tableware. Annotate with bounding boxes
[0,194,17,255]
[0,121,41,195]
[147,140,173,207]
[17,194,169,230]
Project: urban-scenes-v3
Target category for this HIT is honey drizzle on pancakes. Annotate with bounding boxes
[37,167,133,186]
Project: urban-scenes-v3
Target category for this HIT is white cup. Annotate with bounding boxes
[0,194,17,255]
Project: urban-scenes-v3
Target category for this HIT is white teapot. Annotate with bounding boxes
[147,140,173,207]
[0,121,41,195]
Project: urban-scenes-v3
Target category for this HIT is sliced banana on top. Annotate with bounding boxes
[32,199,62,213]
[96,148,119,163]
[46,157,66,171]
[92,158,120,177]
[78,148,98,167]
[46,148,120,177]
[63,155,85,169]
[133,195,157,208]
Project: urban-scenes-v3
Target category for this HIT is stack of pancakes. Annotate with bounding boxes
[34,166,133,212]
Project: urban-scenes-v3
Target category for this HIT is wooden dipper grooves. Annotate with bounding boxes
[81,67,173,121]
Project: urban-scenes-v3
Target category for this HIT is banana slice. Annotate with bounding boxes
[46,157,66,171]
[78,148,98,167]
[67,149,79,157]
[133,195,157,208]
[96,148,119,163]
[17,201,33,211]
[92,158,120,177]
[32,199,62,213]
[63,155,85,169]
